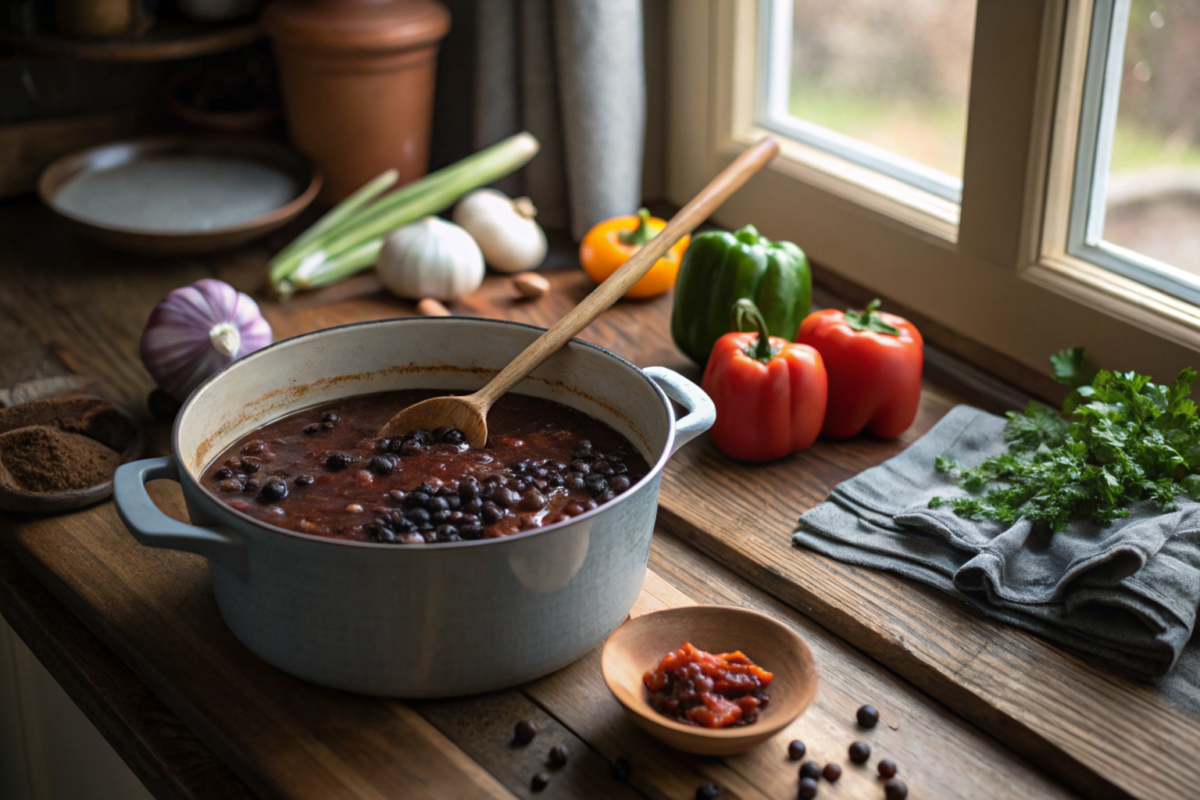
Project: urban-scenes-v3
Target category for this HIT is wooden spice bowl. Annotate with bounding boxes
[601,605,818,756]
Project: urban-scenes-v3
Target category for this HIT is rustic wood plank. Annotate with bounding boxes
[0,546,254,800]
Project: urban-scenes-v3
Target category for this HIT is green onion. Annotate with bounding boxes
[268,133,539,295]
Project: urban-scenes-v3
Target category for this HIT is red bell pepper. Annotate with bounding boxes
[701,300,827,462]
[797,299,923,439]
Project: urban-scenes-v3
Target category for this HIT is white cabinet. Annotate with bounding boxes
[0,618,154,800]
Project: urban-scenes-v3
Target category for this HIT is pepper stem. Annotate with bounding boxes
[209,322,241,358]
[733,299,777,363]
[617,208,657,246]
[844,298,902,336]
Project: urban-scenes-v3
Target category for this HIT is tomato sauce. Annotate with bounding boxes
[643,642,773,728]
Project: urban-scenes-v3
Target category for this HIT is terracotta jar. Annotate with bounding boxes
[263,0,451,203]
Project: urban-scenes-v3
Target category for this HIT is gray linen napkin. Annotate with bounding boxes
[794,405,1200,698]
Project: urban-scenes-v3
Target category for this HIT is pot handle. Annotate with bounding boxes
[644,367,716,455]
[114,456,248,581]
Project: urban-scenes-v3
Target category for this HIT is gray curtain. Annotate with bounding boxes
[474,0,645,240]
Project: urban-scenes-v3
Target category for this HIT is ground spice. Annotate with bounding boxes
[0,426,120,493]
[0,395,137,450]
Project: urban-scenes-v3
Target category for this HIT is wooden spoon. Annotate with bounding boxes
[380,137,781,446]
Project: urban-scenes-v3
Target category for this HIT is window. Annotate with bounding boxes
[758,0,977,202]
[666,0,1200,391]
[1069,0,1200,304]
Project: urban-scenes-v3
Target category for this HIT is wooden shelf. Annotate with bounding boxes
[0,19,261,63]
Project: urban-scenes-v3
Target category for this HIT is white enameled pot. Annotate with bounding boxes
[114,317,714,698]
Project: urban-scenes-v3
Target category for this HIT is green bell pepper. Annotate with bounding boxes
[671,224,811,366]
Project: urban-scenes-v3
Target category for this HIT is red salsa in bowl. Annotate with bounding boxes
[643,643,773,728]
[201,390,649,544]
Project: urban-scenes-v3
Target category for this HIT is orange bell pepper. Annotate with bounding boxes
[702,300,827,462]
[579,208,689,299]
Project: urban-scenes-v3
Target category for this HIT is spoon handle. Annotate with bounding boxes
[474,137,780,408]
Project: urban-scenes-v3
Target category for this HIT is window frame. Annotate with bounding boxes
[665,0,1200,385]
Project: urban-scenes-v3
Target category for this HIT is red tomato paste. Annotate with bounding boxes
[643,642,773,728]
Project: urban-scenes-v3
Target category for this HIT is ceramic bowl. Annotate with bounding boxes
[601,605,818,755]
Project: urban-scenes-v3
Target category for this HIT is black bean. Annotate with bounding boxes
[445,494,461,510]
[432,426,451,439]
[531,772,550,793]
[302,423,324,435]
[695,783,720,800]
[431,509,453,524]
[400,439,423,456]
[321,411,340,423]
[391,515,416,533]
[546,473,564,487]
[460,512,481,526]
[822,763,841,782]
[459,477,480,498]
[877,759,897,779]
[375,438,392,452]
[407,508,431,526]
[611,461,628,475]
[320,421,335,431]
[434,524,460,542]
[798,776,819,799]
[399,532,426,544]
[547,460,567,472]
[406,491,431,509]
[260,476,288,502]
[548,743,568,767]
[406,429,432,445]
[367,523,397,543]
[428,496,450,513]
[481,502,505,524]
[585,475,608,496]
[388,489,406,502]
[787,740,807,760]
[592,460,613,475]
[240,458,262,474]
[324,453,352,471]
[416,482,438,495]
[460,524,485,540]
[214,468,233,480]
[565,473,586,491]
[386,437,405,454]
[493,487,521,508]
[884,779,907,800]
[295,474,315,487]
[218,479,243,493]
[442,428,466,445]
[242,479,261,493]
[609,475,631,493]
[520,489,547,511]
[569,460,591,474]
[800,761,822,780]
[856,704,880,728]
[462,496,483,513]
[610,756,630,781]
[367,455,395,476]
[514,719,538,744]
[848,741,870,764]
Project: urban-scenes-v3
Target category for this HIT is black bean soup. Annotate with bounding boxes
[201,390,649,544]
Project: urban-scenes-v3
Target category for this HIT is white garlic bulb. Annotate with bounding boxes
[452,188,548,273]
[376,217,485,302]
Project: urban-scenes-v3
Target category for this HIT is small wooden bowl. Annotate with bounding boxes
[601,605,818,756]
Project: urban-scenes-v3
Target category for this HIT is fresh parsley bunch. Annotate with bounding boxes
[931,348,1200,531]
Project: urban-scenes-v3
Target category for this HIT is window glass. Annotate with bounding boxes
[784,0,976,182]
[1100,0,1200,276]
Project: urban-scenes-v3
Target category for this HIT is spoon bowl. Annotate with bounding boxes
[378,138,781,443]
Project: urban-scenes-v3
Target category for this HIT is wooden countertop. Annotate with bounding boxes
[0,197,1195,799]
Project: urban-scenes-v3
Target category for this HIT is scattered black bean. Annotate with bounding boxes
[798,776,819,799]
[400,439,423,456]
[514,719,538,744]
[242,479,261,493]
[822,763,841,782]
[884,778,907,800]
[848,741,870,764]
[324,453,352,471]
[218,479,243,493]
[548,743,569,767]
[260,476,288,502]
[531,772,550,793]
[295,474,315,487]
[609,474,631,493]
[584,475,608,496]
[388,489,406,502]
[367,455,395,476]
[787,740,807,760]
[800,760,822,780]
[610,756,630,781]
[856,705,880,729]
[877,759,897,779]
[695,782,721,800]
[321,411,340,423]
